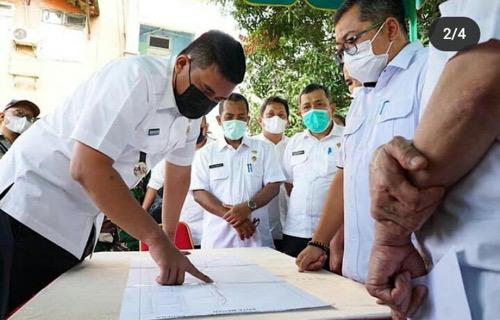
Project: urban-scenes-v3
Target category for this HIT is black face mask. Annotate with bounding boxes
[174,63,218,119]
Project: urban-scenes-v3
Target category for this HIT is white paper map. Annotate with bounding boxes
[120,254,330,319]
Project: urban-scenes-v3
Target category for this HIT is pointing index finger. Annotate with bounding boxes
[186,261,213,284]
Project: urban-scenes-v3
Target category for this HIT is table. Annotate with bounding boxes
[9,248,390,319]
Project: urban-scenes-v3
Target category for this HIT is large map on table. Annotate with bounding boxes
[119,254,330,319]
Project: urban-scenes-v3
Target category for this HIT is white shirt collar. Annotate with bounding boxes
[304,122,342,140]
[256,132,288,146]
[216,135,253,151]
[387,40,424,71]
[157,57,179,111]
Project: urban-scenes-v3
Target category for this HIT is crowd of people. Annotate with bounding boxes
[0,0,498,319]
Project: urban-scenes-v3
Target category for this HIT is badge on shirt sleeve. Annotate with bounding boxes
[134,151,148,178]
[134,162,148,178]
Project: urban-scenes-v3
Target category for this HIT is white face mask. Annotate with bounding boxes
[263,116,287,134]
[5,115,32,134]
[343,22,393,84]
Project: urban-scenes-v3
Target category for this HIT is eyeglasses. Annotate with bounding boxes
[334,21,384,64]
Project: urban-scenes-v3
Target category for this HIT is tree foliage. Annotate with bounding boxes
[213,0,445,136]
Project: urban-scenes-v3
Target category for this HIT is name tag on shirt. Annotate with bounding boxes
[148,128,160,136]
[292,150,305,156]
[209,163,224,169]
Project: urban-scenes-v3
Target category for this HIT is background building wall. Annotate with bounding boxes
[0,0,238,117]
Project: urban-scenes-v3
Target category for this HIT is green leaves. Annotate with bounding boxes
[218,1,349,135]
[213,0,443,136]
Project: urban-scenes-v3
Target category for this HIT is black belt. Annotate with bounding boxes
[0,183,95,261]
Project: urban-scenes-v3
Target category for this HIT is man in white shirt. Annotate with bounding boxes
[282,84,343,258]
[253,96,290,250]
[296,0,427,283]
[0,30,246,318]
[142,117,211,247]
[366,1,500,319]
[191,93,285,248]
[0,100,39,159]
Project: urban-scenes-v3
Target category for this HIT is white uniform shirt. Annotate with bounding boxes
[252,133,289,240]
[282,124,344,239]
[0,56,200,258]
[190,136,285,249]
[340,41,428,283]
[148,156,207,246]
[416,1,500,318]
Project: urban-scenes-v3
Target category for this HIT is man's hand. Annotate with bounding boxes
[296,246,327,272]
[370,136,445,237]
[233,218,256,240]
[222,203,252,226]
[366,223,428,320]
[148,234,212,285]
[329,224,344,274]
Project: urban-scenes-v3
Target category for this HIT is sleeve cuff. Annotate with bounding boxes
[166,153,194,167]
[147,180,163,190]
[71,130,122,161]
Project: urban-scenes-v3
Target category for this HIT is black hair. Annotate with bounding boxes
[260,96,290,118]
[334,0,408,35]
[218,93,249,115]
[179,30,246,84]
[299,83,332,104]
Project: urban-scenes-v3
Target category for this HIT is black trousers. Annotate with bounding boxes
[281,234,311,258]
[0,194,94,319]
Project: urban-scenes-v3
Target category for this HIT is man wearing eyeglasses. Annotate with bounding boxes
[0,100,39,159]
[295,0,428,283]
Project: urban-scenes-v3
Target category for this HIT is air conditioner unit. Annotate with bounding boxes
[147,35,170,56]
[12,27,39,47]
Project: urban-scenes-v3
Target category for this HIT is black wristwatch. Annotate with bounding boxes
[247,199,258,211]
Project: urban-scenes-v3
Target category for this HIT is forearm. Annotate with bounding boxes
[410,40,500,189]
[142,187,157,211]
[250,182,281,209]
[284,182,293,196]
[373,41,500,246]
[193,190,228,217]
[312,170,344,244]
[71,145,164,245]
[162,162,190,239]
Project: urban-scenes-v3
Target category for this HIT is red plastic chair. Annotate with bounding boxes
[140,222,194,251]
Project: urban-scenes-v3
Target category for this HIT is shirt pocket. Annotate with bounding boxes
[342,116,365,162]
[326,141,342,175]
[245,162,264,194]
[375,98,416,139]
[139,115,170,155]
[209,164,229,185]
[290,152,309,178]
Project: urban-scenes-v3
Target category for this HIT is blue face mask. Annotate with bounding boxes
[222,120,247,140]
[303,109,331,133]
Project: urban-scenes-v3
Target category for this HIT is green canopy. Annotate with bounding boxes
[244,0,426,41]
